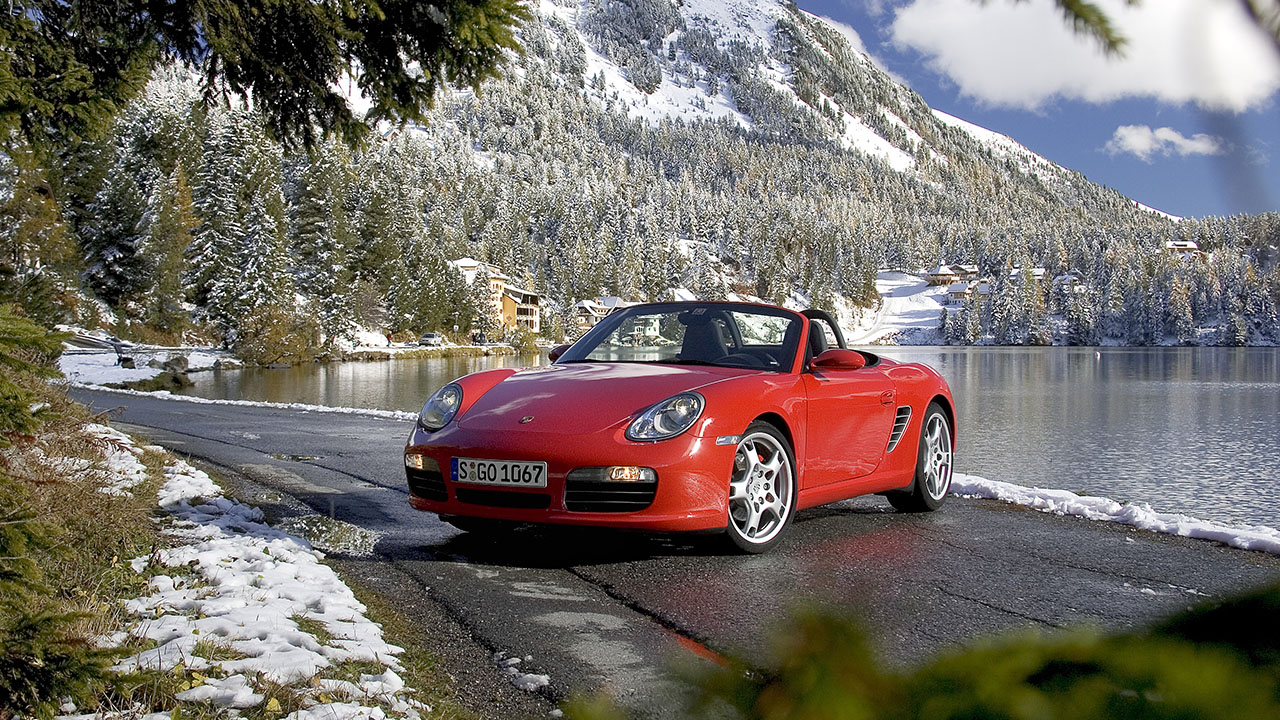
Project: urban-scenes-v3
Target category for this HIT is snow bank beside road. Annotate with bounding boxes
[60,423,430,719]
[73,383,419,421]
[953,473,1280,555]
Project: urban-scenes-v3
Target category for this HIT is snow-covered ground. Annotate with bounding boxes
[58,340,506,388]
[953,473,1280,555]
[61,426,439,720]
[59,349,229,386]
[78,384,419,422]
[844,272,946,345]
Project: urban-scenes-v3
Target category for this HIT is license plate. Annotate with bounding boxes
[451,457,548,488]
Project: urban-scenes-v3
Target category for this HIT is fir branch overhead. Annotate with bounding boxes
[995,0,1140,56]
[0,0,530,154]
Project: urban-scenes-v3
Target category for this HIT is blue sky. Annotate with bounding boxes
[795,0,1280,219]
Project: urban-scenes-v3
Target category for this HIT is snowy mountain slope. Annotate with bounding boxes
[524,0,1130,182]
[532,0,924,169]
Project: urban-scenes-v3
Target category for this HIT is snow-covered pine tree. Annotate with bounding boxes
[187,111,246,335]
[81,162,149,309]
[140,165,198,334]
[291,143,357,347]
[468,264,500,341]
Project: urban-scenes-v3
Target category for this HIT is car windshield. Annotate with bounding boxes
[558,303,803,372]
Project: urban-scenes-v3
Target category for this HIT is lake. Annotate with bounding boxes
[179,347,1280,528]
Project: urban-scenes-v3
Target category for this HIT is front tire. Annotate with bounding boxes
[888,402,953,513]
[725,422,797,553]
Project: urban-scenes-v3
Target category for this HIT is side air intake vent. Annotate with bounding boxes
[887,406,912,452]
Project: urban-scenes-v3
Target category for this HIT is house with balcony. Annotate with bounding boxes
[450,257,541,335]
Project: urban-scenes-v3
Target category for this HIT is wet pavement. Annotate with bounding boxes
[73,388,1280,719]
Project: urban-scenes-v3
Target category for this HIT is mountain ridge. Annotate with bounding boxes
[14,0,1277,349]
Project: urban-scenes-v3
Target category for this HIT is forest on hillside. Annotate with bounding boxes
[1,0,1277,355]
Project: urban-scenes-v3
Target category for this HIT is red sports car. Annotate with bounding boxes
[404,302,955,552]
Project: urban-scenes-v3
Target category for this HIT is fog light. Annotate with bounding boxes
[405,453,425,470]
[608,466,656,482]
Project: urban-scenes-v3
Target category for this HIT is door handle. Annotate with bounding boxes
[879,390,895,407]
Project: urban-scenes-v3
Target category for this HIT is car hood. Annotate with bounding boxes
[456,362,757,435]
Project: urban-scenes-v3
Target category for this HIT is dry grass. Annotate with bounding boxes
[4,377,476,719]
[2,378,165,637]
[335,575,484,720]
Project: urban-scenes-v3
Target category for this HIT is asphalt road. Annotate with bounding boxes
[73,388,1280,718]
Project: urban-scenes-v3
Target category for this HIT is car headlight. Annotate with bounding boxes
[626,392,704,441]
[419,383,463,431]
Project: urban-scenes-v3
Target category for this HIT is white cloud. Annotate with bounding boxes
[1104,125,1225,161]
[890,0,1280,111]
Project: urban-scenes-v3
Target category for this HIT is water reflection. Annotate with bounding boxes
[182,347,1280,526]
[181,353,549,413]
[878,347,1279,526]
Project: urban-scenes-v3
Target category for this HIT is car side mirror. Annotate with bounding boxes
[548,344,571,362]
[813,348,866,370]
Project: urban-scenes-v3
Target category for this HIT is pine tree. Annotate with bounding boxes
[468,264,500,342]
[0,151,76,324]
[291,144,357,346]
[1168,279,1195,345]
[81,162,149,309]
[2,0,530,153]
[0,310,110,718]
[186,112,245,335]
[141,165,198,334]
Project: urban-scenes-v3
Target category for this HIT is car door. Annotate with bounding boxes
[802,363,898,488]
[795,313,898,489]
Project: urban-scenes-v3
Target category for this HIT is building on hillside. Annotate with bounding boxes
[946,282,971,305]
[450,257,541,335]
[574,299,609,331]
[952,264,980,282]
[926,264,960,286]
[1010,266,1047,285]
[1164,240,1202,259]
[573,296,636,332]
[1053,272,1083,291]
[502,285,541,333]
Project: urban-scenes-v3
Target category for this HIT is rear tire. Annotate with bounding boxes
[887,402,952,513]
[724,422,797,553]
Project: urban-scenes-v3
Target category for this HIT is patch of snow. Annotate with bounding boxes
[59,351,163,385]
[494,651,551,693]
[85,423,151,496]
[110,452,424,716]
[952,473,1280,555]
[839,111,914,171]
[174,675,264,709]
[53,426,428,720]
[69,384,419,422]
[353,331,391,348]
[845,271,946,345]
[60,348,228,385]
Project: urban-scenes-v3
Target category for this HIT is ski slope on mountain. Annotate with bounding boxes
[846,272,947,345]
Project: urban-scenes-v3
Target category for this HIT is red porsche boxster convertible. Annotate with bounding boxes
[404,301,955,552]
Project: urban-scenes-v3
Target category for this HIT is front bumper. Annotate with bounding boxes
[404,423,732,532]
